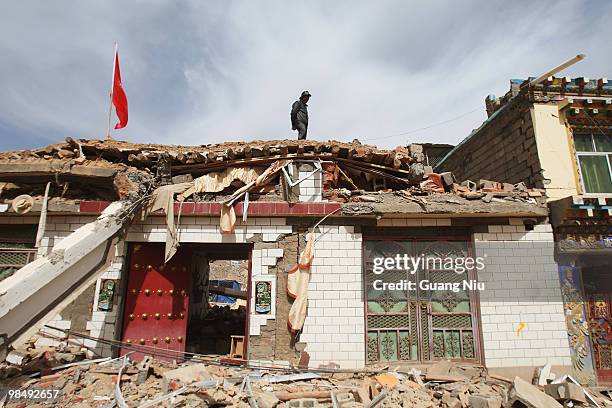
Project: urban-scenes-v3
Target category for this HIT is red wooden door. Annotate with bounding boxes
[120,243,192,361]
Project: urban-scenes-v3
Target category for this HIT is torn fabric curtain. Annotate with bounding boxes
[220,204,237,234]
[287,232,315,333]
[181,167,264,199]
[146,182,191,263]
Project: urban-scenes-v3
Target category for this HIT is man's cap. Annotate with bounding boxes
[301,91,312,98]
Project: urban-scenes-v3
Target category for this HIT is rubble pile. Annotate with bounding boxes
[324,175,547,206]
[1,345,609,407]
[0,138,421,172]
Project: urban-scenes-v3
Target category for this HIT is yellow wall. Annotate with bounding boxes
[530,104,579,201]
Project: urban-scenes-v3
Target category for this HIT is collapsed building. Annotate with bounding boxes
[437,75,612,386]
[0,137,568,383]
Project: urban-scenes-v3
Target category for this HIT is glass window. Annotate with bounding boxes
[573,133,612,193]
[579,155,612,193]
[594,134,612,153]
[574,134,594,152]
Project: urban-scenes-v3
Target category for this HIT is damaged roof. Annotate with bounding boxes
[1,138,418,171]
[0,138,548,218]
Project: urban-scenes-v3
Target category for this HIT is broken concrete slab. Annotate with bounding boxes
[439,171,456,190]
[161,363,213,391]
[544,382,586,403]
[374,372,400,388]
[257,391,280,408]
[0,160,119,180]
[468,394,502,408]
[508,376,562,408]
[0,201,128,343]
[533,363,555,386]
[425,360,469,382]
[553,375,602,407]
[287,398,321,408]
[441,392,462,408]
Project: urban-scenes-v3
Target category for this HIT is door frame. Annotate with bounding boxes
[118,242,253,361]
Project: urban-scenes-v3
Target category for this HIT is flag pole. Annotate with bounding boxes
[106,42,118,140]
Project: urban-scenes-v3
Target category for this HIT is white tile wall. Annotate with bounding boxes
[34,215,293,356]
[28,214,571,370]
[301,225,365,369]
[475,222,571,368]
[36,215,97,257]
[297,163,323,202]
[250,247,284,336]
[126,217,293,244]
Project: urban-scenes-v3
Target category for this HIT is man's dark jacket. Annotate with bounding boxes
[291,99,308,129]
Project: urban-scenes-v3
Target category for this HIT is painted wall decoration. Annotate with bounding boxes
[255,281,272,314]
[555,226,612,252]
[97,279,116,311]
[558,265,597,386]
[586,293,612,374]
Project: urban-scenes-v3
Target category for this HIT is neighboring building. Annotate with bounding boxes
[421,143,454,168]
[437,76,612,385]
[0,138,568,381]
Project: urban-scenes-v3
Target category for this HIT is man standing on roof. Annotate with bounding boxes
[291,91,311,140]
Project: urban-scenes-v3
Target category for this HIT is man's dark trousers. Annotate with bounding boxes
[296,123,307,140]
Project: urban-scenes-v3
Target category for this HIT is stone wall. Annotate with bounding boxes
[249,233,302,363]
[209,260,248,288]
[437,97,545,189]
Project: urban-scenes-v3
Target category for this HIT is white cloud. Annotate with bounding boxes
[0,0,610,150]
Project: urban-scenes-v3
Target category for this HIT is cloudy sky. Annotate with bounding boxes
[1,1,610,151]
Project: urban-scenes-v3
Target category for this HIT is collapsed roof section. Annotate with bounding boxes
[0,137,548,219]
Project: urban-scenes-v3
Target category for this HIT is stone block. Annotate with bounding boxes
[544,382,586,403]
[439,172,456,189]
[161,363,212,392]
[508,377,562,408]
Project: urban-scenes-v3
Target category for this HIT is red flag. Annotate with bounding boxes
[112,49,128,129]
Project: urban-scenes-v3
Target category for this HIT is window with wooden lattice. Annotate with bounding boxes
[363,238,480,364]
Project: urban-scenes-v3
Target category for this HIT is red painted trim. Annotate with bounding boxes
[79,201,112,213]
[78,200,342,217]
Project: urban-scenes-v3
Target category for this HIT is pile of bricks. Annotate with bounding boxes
[1,348,607,407]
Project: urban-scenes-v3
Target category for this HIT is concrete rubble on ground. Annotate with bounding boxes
[1,345,611,407]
